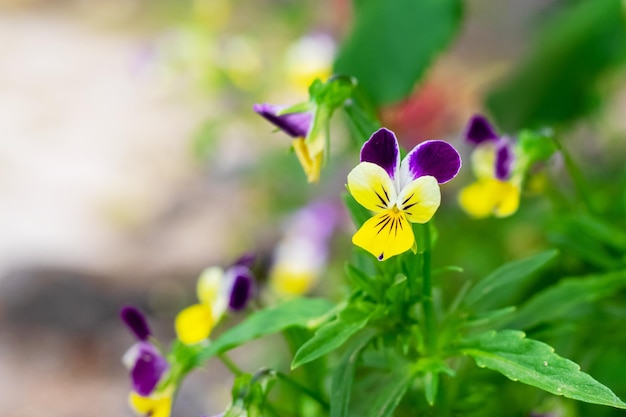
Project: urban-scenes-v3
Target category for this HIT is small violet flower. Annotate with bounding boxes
[347,128,461,261]
[175,255,256,345]
[255,76,354,184]
[254,103,321,183]
[458,115,521,218]
[269,201,338,296]
[120,306,172,417]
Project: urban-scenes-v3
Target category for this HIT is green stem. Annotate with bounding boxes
[276,371,330,410]
[551,136,595,214]
[421,223,437,355]
[218,353,244,376]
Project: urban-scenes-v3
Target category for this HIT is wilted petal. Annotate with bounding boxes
[226,266,255,311]
[292,137,323,183]
[174,304,214,345]
[347,162,397,212]
[254,103,312,138]
[464,114,498,144]
[495,138,514,180]
[131,342,169,396]
[397,176,441,223]
[360,128,401,180]
[121,305,151,341]
[400,140,461,185]
[352,209,414,261]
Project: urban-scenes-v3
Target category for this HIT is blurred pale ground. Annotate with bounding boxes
[0,0,625,416]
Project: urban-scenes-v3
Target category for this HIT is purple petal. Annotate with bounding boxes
[120,305,151,341]
[360,128,400,179]
[131,342,169,396]
[464,114,498,145]
[403,140,461,184]
[232,252,256,269]
[254,103,312,138]
[495,138,514,180]
[227,266,255,311]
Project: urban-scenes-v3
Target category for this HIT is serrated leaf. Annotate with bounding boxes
[195,298,334,363]
[292,305,373,369]
[365,369,413,417]
[334,0,463,105]
[505,270,626,330]
[459,330,626,409]
[464,250,558,309]
[330,329,377,417]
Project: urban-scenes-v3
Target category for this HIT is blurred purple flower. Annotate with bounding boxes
[121,306,169,397]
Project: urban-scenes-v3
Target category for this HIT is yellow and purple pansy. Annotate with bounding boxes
[175,255,256,345]
[347,128,461,261]
[120,306,173,417]
[458,115,520,218]
[269,201,338,296]
[254,103,322,183]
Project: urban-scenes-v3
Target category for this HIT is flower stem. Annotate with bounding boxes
[421,223,437,355]
[276,371,330,410]
[218,353,244,376]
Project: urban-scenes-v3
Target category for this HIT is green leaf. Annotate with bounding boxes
[342,191,371,228]
[517,129,557,164]
[345,263,384,301]
[292,304,373,369]
[486,0,626,131]
[505,270,626,330]
[330,329,377,417]
[365,368,413,417]
[196,298,334,363]
[334,0,463,105]
[459,330,626,409]
[464,249,558,309]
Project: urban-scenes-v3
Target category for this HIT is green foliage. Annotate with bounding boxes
[363,368,413,417]
[463,249,558,309]
[330,329,378,417]
[459,330,626,409]
[292,304,375,369]
[334,0,463,105]
[505,270,626,330]
[486,0,626,131]
[196,298,335,363]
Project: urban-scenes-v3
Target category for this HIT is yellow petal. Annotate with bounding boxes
[293,138,323,183]
[493,181,520,217]
[347,162,397,213]
[471,142,497,179]
[352,209,414,261]
[196,267,223,306]
[397,175,441,223]
[174,304,214,345]
[129,391,172,417]
[458,178,520,218]
[270,264,316,296]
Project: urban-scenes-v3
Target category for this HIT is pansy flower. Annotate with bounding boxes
[175,255,256,345]
[347,128,461,261]
[254,102,322,183]
[269,201,338,296]
[120,306,172,417]
[458,115,521,218]
[255,76,354,183]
